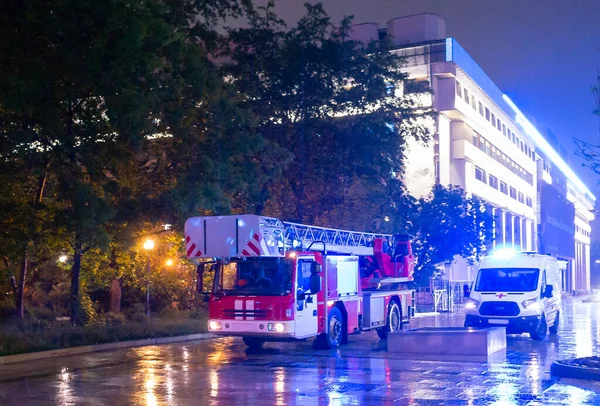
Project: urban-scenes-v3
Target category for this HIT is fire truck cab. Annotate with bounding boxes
[186,215,415,349]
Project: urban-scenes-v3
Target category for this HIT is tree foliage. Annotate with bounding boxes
[0,0,273,323]
[575,68,600,174]
[410,185,493,286]
[0,1,490,324]
[226,2,434,227]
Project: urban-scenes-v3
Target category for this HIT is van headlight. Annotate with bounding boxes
[465,299,480,310]
[209,321,221,331]
[522,299,542,311]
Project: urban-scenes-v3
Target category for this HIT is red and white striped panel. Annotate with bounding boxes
[240,233,269,256]
[185,235,203,258]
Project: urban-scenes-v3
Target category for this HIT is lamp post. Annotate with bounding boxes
[143,239,155,318]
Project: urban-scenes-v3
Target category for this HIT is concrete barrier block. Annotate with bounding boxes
[388,327,506,357]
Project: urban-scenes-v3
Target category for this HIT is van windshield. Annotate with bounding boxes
[475,268,540,292]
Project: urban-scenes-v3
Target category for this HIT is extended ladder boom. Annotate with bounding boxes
[185,214,392,258]
[282,221,392,256]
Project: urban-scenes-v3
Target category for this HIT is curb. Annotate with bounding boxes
[0,333,214,365]
[551,359,600,381]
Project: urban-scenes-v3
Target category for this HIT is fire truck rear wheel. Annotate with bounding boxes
[377,301,402,340]
[242,336,265,349]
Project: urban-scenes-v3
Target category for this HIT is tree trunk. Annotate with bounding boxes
[110,278,122,313]
[70,241,83,325]
[13,168,48,321]
[15,242,30,320]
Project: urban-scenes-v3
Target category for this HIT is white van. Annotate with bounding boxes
[464,250,562,340]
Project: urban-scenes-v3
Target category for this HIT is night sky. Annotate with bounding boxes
[256,0,600,192]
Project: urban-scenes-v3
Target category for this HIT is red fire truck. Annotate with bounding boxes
[185,214,415,349]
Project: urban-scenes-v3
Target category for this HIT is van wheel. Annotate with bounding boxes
[242,336,265,349]
[377,301,402,340]
[530,315,547,341]
[549,311,559,334]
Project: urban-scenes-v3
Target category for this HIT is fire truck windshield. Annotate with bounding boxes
[214,257,293,296]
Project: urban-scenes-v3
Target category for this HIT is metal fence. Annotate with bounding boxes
[415,279,471,313]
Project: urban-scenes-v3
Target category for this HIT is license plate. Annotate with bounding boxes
[488,319,509,325]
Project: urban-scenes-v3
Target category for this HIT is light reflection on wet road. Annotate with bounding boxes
[0,298,599,405]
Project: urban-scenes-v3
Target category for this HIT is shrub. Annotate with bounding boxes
[103,312,126,326]
[124,302,146,322]
[0,299,15,321]
[0,310,208,356]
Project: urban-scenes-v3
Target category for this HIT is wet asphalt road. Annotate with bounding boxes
[0,298,599,405]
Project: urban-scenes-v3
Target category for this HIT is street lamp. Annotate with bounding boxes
[165,259,174,267]
[58,255,68,263]
[143,239,155,318]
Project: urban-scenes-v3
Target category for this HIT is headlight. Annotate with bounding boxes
[522,299,542,311]
[268,323,285,332]
[465,299,480,310]
[209,321,221,330]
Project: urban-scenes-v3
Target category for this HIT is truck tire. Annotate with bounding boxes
[242,336,265,349]
[529,315,547,341]
[377,301,402,340]
[316,306,344,349]
[549,311,559,335]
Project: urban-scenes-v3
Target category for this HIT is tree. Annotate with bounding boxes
[410,185,493,286]
[575,67,600,173]
[0,0,271,324]
[226,2,434,228]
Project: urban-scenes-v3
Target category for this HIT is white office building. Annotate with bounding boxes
[350,14,595,292]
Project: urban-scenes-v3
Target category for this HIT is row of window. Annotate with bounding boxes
[456,81,535,162]
[475,166,533,208]
[472,132,534,185]
[576,225,591,238]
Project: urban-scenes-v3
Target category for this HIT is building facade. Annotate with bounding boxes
[350,14,595,292]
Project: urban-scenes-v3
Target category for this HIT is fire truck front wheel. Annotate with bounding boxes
[377,300,402,340]
[316,306,344,349]
[242,336,265,349]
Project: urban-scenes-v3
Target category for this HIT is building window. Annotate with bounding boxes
[491,113,496,127]
[471,96,477,110]
[489,174,498,189]
[502,124,506,136]
[500,181,508,194]
[456,81,462,98]
[469,131,533,186]
[497,119,502,131]
[510,187,517,199]
[526,197,532,207]
[485,108,490,121]
[479,102,483,116]
[464,88,470,104]
[518,192,524,203]
[475,166,486,182]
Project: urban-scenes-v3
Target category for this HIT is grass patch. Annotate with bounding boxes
[0,310,208,357]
